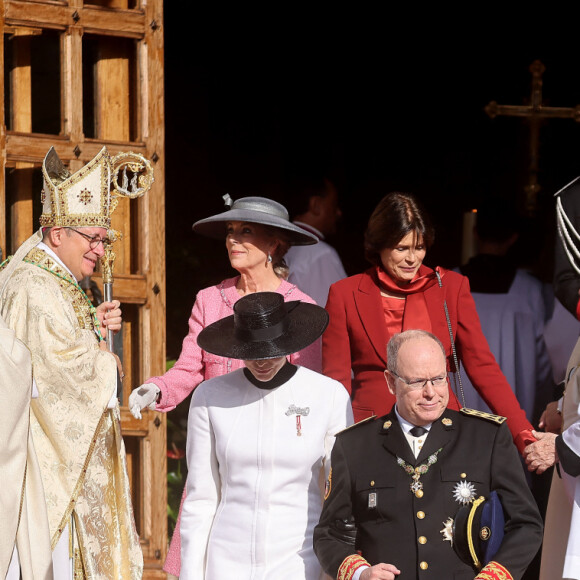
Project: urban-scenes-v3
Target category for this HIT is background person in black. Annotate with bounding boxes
[314,330,542,580]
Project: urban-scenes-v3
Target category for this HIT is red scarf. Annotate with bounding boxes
[375,265,444,332]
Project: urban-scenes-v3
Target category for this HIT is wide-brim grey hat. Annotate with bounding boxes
[192,195,318,246]
[197,291,328,360]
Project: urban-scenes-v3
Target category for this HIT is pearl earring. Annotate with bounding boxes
[267,252,273,263]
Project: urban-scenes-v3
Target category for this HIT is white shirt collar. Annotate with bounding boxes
[293,220,324,240]
[394,405,432,435]
[36,241,77,281]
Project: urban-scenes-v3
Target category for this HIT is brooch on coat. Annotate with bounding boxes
[286,404,310,436]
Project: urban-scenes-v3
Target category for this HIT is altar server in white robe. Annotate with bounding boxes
[0,314,52,580]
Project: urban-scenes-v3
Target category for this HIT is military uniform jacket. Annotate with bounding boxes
[314,408,543,580]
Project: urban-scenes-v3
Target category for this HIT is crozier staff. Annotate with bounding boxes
[180,292,353,579]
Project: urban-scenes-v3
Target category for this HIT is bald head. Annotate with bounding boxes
[385,330,449,426]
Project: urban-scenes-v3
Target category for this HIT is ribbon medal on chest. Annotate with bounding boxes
[285,404,310,436]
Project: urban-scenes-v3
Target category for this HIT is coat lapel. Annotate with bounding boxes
[354,270,389,365]
[380,411,415,466]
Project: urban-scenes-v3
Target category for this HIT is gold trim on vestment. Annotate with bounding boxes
[73,547,85,579]
[23,248,100,333]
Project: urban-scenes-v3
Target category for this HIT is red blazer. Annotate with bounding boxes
[323,265,532,443]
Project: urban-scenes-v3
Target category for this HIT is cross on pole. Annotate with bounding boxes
[485,60,580,215]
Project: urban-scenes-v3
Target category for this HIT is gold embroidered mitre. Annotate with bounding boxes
[40,146,114,229]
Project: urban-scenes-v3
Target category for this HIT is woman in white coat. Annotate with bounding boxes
[180,292,353,579]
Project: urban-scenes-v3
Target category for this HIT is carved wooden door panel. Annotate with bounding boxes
[0,1,167,576]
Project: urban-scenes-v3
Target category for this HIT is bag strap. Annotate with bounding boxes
[435,269,466,408]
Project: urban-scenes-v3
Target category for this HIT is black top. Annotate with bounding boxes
[243,361,298,390]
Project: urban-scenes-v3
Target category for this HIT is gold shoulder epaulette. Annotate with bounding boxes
[336,415,376,435]
[460,407,506,425]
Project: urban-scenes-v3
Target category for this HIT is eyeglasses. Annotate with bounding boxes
[390,370,448,390]
[68,228,111,250]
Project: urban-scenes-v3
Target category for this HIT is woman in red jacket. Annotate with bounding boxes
[323,192,534,452]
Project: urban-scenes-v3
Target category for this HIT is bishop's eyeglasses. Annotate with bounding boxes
[68,228,112,249]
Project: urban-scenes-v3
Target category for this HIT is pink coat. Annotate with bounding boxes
[148,276,321,576]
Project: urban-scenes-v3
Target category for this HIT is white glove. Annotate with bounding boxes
[129,383,160,419]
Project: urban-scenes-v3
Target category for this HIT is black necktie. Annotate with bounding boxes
[410,426,427,438]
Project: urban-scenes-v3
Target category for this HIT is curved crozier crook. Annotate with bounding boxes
[110,152,155,200]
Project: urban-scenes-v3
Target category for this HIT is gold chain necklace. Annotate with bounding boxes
[397,448,442,498]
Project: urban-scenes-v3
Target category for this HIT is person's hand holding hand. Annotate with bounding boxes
[523,430,558,473]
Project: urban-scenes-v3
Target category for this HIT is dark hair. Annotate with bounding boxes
[364,192,435,266]
[285,175,331,219]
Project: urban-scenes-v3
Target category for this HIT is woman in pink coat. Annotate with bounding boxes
[128,195,321,577]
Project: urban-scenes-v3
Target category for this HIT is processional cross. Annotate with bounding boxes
[485,60,580,215]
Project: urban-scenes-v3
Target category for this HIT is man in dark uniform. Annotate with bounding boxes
[314,330,542,580]
[555,177,580,318]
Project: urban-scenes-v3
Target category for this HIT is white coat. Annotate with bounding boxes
[180,366,353,579]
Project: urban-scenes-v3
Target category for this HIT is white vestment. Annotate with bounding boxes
[457,269,553,423]
[0,314,53,580]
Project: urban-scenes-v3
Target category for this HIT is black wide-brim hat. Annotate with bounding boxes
[453,491,505,570]
[197,291,329,360]
[192,196,318,246]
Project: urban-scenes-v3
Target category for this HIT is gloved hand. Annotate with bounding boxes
[129,383,160,419]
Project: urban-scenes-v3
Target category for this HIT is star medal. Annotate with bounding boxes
[453,480,477,505]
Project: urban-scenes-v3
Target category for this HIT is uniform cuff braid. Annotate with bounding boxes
[337,554,370,580]
[475,560,514,580]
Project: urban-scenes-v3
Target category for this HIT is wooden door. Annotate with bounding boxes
[0,1,167,576]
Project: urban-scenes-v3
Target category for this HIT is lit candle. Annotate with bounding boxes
[461,209,478,265]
